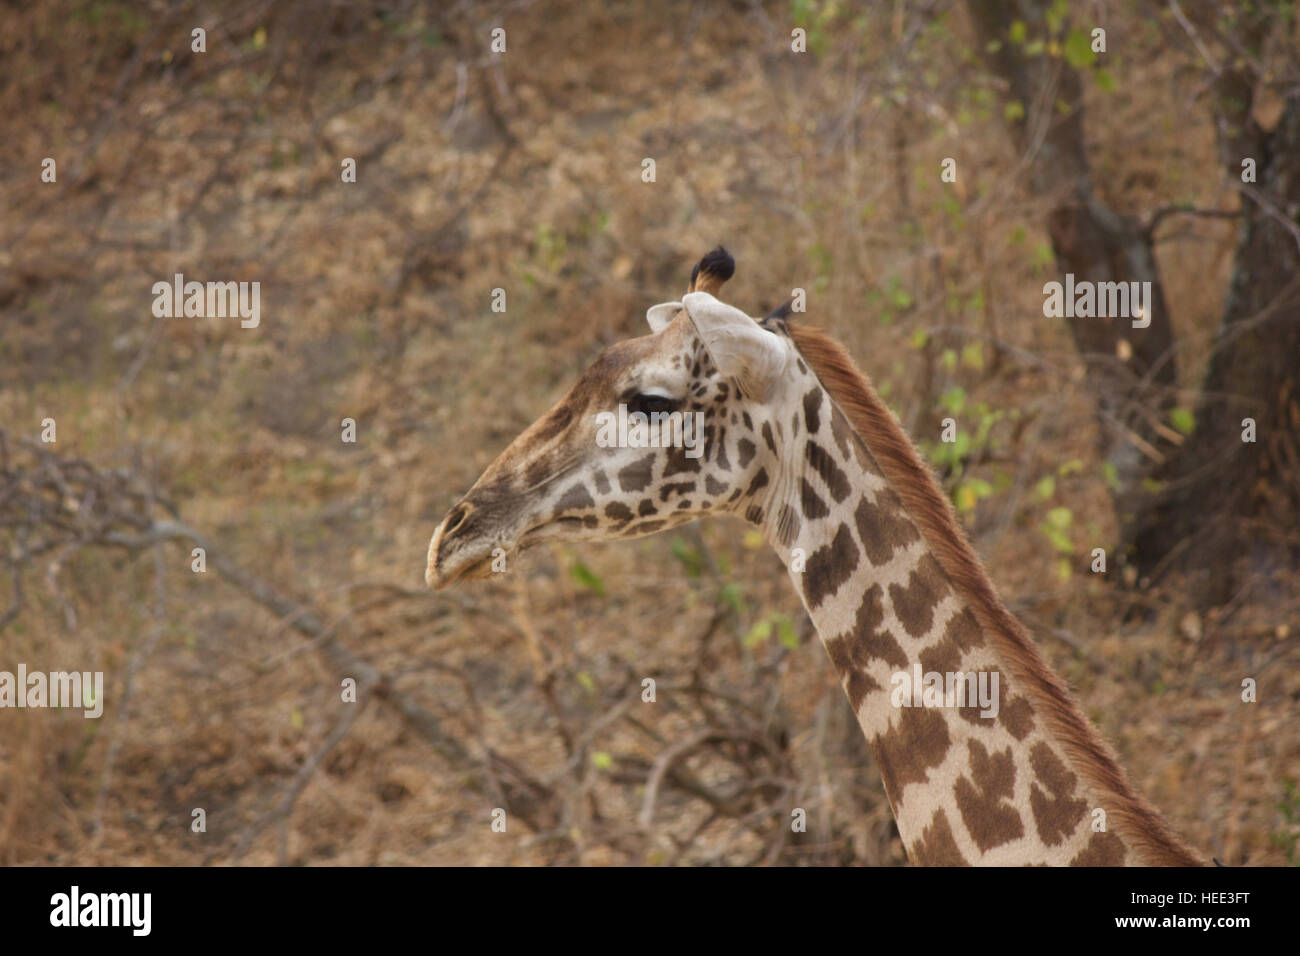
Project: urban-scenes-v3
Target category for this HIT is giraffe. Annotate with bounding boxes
[425,247,1205,866]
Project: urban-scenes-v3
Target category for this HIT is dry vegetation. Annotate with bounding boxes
[1,0,1296,866]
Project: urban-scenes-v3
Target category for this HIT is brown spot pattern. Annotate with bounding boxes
[944,607,984,652]
[802,388,822,433]
[800,479,829,520]
[823,584,906,685]
[659,480,695,502]
[999,695,1035,740]
[1070,831,1126,866]
[954,740,1024,853]
[663,444,701,477]
[617,454,655,492]
[801,523,859,609]
[1028,743,1088,846]
[872,706,951,798]
[806,441,852,502]
[554,483,594,513]
[855,583,907,670]
[829,406,856,460]
[823,646,881,713]
[889,554,950,638]
[910,809,969,866]
[604,502,633,522]
[854,491,920,565]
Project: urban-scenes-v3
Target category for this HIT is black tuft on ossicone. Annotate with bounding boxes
[691,245,736,287]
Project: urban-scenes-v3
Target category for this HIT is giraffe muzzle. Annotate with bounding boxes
[425,499,522,589]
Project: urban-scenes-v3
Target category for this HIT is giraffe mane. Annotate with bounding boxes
[787,323,1205,867]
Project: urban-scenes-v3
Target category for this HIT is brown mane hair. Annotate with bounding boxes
[788,322,1204,866]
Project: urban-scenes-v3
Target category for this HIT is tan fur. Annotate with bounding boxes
[788,323,1204,867]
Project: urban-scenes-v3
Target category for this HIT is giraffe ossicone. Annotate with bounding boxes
[426,246,1204,866]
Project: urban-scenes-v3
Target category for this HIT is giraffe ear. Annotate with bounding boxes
[682,291,787,399]
[645,301,682,334]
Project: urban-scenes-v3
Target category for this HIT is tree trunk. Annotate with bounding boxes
[966,0,1179,525]
[1131,66,1300,604]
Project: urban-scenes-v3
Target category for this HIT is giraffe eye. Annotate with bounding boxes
[628,394,678,416]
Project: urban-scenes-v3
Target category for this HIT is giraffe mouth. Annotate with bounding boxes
[428,516,594,589]
[427,546,502,589]
[448,554,498,584]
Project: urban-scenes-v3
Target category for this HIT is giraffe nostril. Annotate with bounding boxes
[444,503,471,536]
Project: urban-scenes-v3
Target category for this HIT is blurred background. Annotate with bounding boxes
[1,0,1297,865]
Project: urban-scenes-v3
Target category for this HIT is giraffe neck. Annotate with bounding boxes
[758,380,1147,864]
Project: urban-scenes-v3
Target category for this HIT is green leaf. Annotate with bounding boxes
[1170,407,1196,435]
[592,751,613,770]
[775,615,799,649]
[910,329,930,349]
[1046,506,1073,529]
[719,582,747,617]
[960,342,985,371]
[671,539,703,577]
[955,478,994,514]
[576,671,596,693]
[1041,522,1074,554]
[1101,460,1121,492]
[1034,475,1056,500]
[569,560,606,596]
[743,616,773,648]
[1094,68,1116,93]
[1063,29,1096,68]
[1009,20,1027,43]
[1047,0,1069,33]
[1004,100,1026,122]
[940,386,967,415]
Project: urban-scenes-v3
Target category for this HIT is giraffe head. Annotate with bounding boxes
[425,247,807,588]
